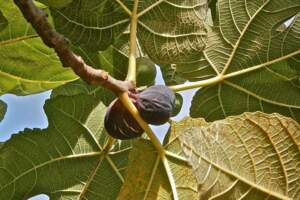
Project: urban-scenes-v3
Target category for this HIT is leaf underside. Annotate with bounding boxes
[117,137,198,200]
[177,112,300,200]
[0,93,132,199]
[0,1,300,200]
[189,1,300,122]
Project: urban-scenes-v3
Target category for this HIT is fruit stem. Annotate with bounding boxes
[118,92,179,200]
[125,0,139,83]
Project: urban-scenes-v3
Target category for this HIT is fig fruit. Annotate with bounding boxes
[104,85,175,139]
[104,98,143,140]
[172,93,183,117]
[135,85,175,125]
[136,57,156,87]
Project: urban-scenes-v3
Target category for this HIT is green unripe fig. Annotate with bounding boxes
[136,57,156,87]
[172,93,183,117]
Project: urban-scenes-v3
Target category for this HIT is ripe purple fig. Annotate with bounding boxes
[135,85,175,125]
[104,98,143,140]
[104,85,175,140]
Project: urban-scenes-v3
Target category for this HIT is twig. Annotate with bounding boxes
[13,0,134,94]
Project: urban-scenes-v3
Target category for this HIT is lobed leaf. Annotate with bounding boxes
[136,0,208,64]
[189,1,300,122]
[117,132,198,199]
[191,60,300,122]
[175,53,216,81]
[50,0,208,64]
[0,1,77,96]
[177,112,300,200]
[0,94,132,199]
[50,0,130,51]
[0,88,198,200]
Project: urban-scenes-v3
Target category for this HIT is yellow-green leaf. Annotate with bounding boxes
[177,112,300,200]
[117,139,198,200]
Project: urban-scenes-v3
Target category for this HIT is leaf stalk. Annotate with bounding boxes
[170,47,300,92]
[125,0,139,83]
[170,75,224,92]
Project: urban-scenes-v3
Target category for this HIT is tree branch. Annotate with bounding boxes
[13,0,134,94]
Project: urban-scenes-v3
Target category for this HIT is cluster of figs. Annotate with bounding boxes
[104,58,183,140]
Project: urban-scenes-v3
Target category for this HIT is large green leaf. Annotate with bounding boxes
[175,53,216,81]
[190,1,300,122]
[0,87,197,199]
[0,1,77,96]
[177,112,300,200]
[50,0,208,64]
[50,0,130,51]
[117,131,198,199]
[136,0,208,64]
[0,100,7,122]
[0,94,132,199]
[191,61,300,122]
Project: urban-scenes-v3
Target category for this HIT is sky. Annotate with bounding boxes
[0,91,50,142]
[0,67,195,200]
[0,92,51,200]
